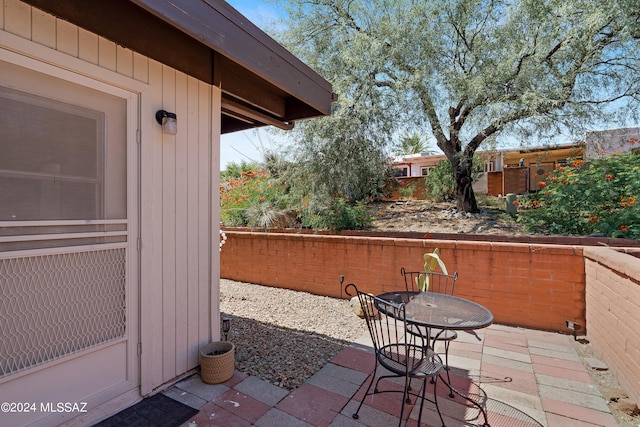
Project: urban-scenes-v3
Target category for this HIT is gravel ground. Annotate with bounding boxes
[220,279,367,390]
[570,338,640,427]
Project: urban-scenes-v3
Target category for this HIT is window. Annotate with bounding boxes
[484,161,495,173]
[395,166,409,177]
[0,86,125,221]
[421,167,431,176]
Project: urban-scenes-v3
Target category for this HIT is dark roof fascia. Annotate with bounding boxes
[21,0,214,83]
[19,0,333,132]
[131,0,333,117]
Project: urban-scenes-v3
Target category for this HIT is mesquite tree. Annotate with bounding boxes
[278,0,640,212]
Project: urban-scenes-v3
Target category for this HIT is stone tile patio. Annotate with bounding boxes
[164,324,618,426]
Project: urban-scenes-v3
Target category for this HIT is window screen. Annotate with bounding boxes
[0,86,125,220]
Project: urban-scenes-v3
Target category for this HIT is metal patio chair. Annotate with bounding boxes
[344,282,444,427]
[401,268,459,387]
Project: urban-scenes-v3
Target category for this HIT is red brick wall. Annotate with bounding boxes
[584,247,640,406]
[220,231,586,332]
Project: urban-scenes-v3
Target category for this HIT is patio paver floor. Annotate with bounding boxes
[167,324,618,426]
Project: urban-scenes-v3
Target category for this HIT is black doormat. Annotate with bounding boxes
[93,393,198,427]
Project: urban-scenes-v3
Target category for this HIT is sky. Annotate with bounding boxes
[220,0,284,169]
[220,1,637,169]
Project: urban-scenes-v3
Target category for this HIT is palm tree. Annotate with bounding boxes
[392,133,436,156]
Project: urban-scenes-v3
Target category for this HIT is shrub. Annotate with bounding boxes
[220,170,285,226]
[398,183,416,199]
[221,160,262,180]
[518,151,639,239]
[475,194,503,208]
[424,157,485,202]
[244,202,281,230]
[424,161,455,201]
[301,198,372,231]
[221,168,371,231]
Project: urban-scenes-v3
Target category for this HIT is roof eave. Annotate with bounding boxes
[20,0,334,132]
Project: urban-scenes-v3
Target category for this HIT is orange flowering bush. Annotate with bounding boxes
[518,152,639,238]
[220,165,372,230]
[621,196,636,207]
[220,169,287,226]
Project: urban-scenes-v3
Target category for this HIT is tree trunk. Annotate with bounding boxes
[454,165,479,213]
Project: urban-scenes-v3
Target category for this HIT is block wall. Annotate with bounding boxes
[220,231,586,332]
[584,247,640,406]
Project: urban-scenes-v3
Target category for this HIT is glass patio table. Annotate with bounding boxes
[376,291,494,426]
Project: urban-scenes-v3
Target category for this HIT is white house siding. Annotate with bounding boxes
[140,60,220,396]
[0,0,221,424]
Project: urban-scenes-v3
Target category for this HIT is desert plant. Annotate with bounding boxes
[424,157,486,202]
[301,198,372,231]
[518,150,640,239]
[220,169,285,226]
[398,183,416,199]
[280,0,640,213]
[392,132,436,156]
[245,202,281,230]
[475,194,503,208]
[416,248,448,292]
[424,161,456,201]
[221,160,262,180]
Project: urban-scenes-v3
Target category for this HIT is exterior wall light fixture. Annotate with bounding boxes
[155,110,177,135]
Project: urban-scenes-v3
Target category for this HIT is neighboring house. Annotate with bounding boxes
[585,126,640,159]
[393,152,449,178]
[0,1,333,426]
[392,142,584,198]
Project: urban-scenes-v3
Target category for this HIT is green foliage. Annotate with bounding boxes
[518,152,640,239]
[221,160,261,180]
[392,133,435,156]
[280,101,396,204]
[301,198,372,231]
[475,194,503,208]
[397,183,416,199]
[424,161,455,202]
[244,202,281,230]
[278,0,640,212]
[220,167,372,231]
[424,157,485,202]
[220,170,285,226]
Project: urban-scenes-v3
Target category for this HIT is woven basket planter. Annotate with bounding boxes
[200,341,235,384]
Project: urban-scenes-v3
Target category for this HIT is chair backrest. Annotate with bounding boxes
[344,282,427,372]
[400,268,458,295]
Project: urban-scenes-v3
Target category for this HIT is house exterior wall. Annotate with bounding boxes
[220,231,587,332]
[585,126,640,159]
[395,154,447,178]
[139,60,219,396]
[393,145,585,196]
[1,0,219,424]
[584,247,640,407]
[502,146,585,167]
